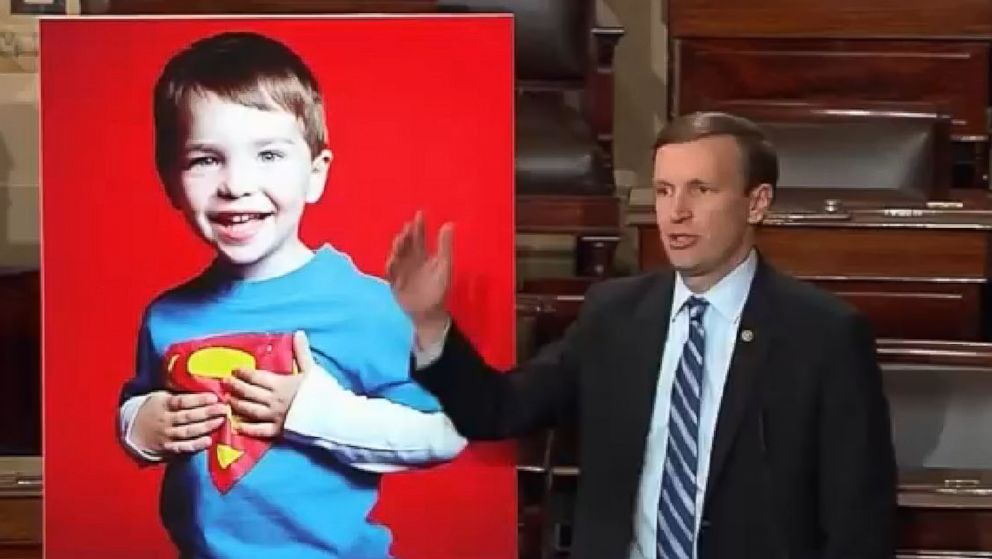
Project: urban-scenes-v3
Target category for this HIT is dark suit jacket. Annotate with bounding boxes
[414,260,897,559]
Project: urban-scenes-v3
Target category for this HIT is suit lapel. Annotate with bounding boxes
[704,260,775,500]
[615,271,676,474]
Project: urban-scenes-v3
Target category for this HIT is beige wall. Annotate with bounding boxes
[562,0,668,274]
[0,3,41,267]
[0,72,38,268]
[599,0,667,192]
[0,1,80,267]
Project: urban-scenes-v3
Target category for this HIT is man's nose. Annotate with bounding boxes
[667,189,692,222]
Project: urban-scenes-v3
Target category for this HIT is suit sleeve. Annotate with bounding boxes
[411,284,599,441]
[818,312,898,558]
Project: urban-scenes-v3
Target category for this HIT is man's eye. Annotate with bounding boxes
[259,150,284,162]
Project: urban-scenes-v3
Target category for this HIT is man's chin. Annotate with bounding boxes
[669,259,715,281]
[665,255,701,275]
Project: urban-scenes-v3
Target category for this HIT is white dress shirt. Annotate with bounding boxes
[629,250,757,559]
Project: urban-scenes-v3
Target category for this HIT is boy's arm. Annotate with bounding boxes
[282,360,466,473]
[117,318,163,464]
[228,331,465,473]
[117,315,226,464]
[119,394,163,463]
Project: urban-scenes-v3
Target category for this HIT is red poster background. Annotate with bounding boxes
[39,16,515,559]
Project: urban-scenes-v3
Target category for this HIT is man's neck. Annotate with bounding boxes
[682,245,755,294]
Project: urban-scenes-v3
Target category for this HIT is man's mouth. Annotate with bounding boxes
[667,233,699,250]
[208,212,273,244]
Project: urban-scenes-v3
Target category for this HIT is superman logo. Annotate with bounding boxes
[162,332,298,493]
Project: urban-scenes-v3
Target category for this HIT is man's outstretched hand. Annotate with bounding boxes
[385,211,454,349]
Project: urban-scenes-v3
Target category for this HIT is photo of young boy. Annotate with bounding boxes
[115,31,466,559]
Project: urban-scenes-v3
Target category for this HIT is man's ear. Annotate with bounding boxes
[747,183,773,225]
[306,148,333,204]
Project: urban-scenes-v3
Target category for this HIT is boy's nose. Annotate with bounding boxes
[218,164,259,198]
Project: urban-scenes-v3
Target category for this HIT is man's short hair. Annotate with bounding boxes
[653,111,779,194]
[153,31,328,184]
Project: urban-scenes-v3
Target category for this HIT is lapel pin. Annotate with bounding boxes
[741,329,754,343]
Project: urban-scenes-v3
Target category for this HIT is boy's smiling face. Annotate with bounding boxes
[169,92,331,280]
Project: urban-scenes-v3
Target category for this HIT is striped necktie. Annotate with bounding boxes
[657,296,708,559]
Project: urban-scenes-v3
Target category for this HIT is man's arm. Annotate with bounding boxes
[388,211,585,441]
[818,312,897,558]
[412,295,596,441]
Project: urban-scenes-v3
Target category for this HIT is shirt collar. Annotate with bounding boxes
[670,249,758,324]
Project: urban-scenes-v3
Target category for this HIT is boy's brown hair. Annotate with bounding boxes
[153,31,328,185]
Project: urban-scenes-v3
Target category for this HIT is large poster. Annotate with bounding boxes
[40,15,515,558]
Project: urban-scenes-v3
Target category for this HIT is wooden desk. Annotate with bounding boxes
[629,204,992,341]
[0,459,41,559]
[882,341,992,556]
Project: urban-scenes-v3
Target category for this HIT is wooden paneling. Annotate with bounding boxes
[675,39,991,139]
[899,508,992,553]
[586,27,624,146]
[810,280,983,340]
[753,226,991,280]
[0,498,40,548]
[0,496,40,559]
[636,224,992,340]
[669,0,992,39]
[516,194,620,234]
[639,225,991,280]
[879,340,992,367]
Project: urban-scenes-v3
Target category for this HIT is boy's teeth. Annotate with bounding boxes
[214,213,266,225]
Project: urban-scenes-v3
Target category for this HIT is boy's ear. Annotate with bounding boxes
[306,148,333,204]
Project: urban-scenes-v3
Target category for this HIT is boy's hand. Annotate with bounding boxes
[227,331,312,438]
[132,391,229,455]
[385,211,454,349]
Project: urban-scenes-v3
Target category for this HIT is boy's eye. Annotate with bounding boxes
[186,155,219,169]
[259,150,285,162]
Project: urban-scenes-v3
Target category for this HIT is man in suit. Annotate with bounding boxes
[386,111,897,559]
